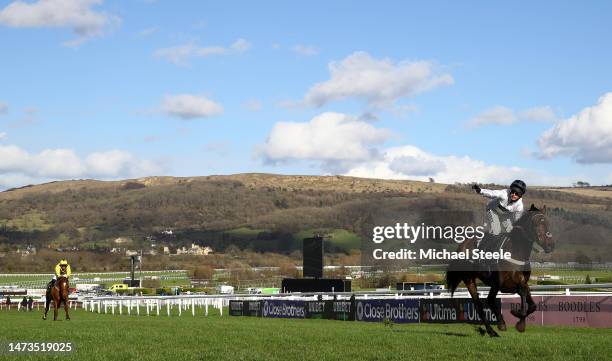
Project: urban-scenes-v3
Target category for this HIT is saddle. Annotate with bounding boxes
[473,233,510,275]
[477,233,509,256]
[46,279,63,295]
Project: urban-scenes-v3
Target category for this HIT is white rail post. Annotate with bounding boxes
[136,300,140,316]
[156,300,160,316]
[192,299,195,317]
[178,299,182,316]
[167,300,170,317]
[205,299,208,316]
[146,301,150,316]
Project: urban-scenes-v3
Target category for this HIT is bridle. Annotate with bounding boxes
[503,211,545,266]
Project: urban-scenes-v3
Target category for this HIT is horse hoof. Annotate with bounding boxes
[477,327,486,336]
[488,330,500,337]
[516,319,526,333]
[498,323,507,331]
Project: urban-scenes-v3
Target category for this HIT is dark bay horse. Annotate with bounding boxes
[445,204,554,337]
[43,276,70,321]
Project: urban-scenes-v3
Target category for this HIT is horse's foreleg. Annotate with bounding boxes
[466,280,498,337]
[64,297,70,320]
[43,300,50,320]
[53,299,59,321]
[487,286,505,331]
[510,285,530,333]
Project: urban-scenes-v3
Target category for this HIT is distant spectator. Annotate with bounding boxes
[6,295,11,309]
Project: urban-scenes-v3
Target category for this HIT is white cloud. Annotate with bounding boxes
[86,150,159,177]
[303,51,453,108]
[538,92,612,163]
[258,113,573,186]
[468,106,517,127]
[0,0,119,46]
[0,101,7,114]
[154,44,200,65]
[468,105,557,127]
[154,38,251,66]
[259,112,391,166]
[389,155,446,176]
[0,173,38,189]
[343,145,568,186]
[0,132,6,141]
[34,148,86,177]
[0,144,162,188]
[519,106,557,122]
[161,94,223,120]
[292,44,319,56]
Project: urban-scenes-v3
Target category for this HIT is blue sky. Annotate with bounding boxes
[0,0,611,188]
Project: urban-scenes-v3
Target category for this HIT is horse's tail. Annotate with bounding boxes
[445,261,462,297]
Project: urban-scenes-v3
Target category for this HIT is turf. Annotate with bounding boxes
[1,309,611,361]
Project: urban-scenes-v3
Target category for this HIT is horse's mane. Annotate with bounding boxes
[516,204,542,224]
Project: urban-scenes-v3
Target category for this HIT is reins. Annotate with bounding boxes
[503,212,541,266]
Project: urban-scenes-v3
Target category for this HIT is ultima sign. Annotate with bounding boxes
[420,298,499,324]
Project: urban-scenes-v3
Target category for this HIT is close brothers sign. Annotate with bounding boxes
[230,296,612,327]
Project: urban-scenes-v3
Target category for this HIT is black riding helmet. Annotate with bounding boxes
[510,179,527,197]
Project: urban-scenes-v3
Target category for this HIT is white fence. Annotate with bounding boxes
[82,296,226,317]
[74,283,612,318]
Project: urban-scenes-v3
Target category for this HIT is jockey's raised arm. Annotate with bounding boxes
[479,188,509,200]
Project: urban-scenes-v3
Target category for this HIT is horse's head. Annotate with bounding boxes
[528,204,554,253]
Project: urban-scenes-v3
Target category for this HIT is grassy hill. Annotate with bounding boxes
[0,173,611,270]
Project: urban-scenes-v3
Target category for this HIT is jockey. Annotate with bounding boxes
[49,259,71,287]
[472,180,526,244]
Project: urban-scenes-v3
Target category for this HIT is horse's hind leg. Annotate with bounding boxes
[466,280,499,337]
[525,288,537,316]
[487,286,506,331]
